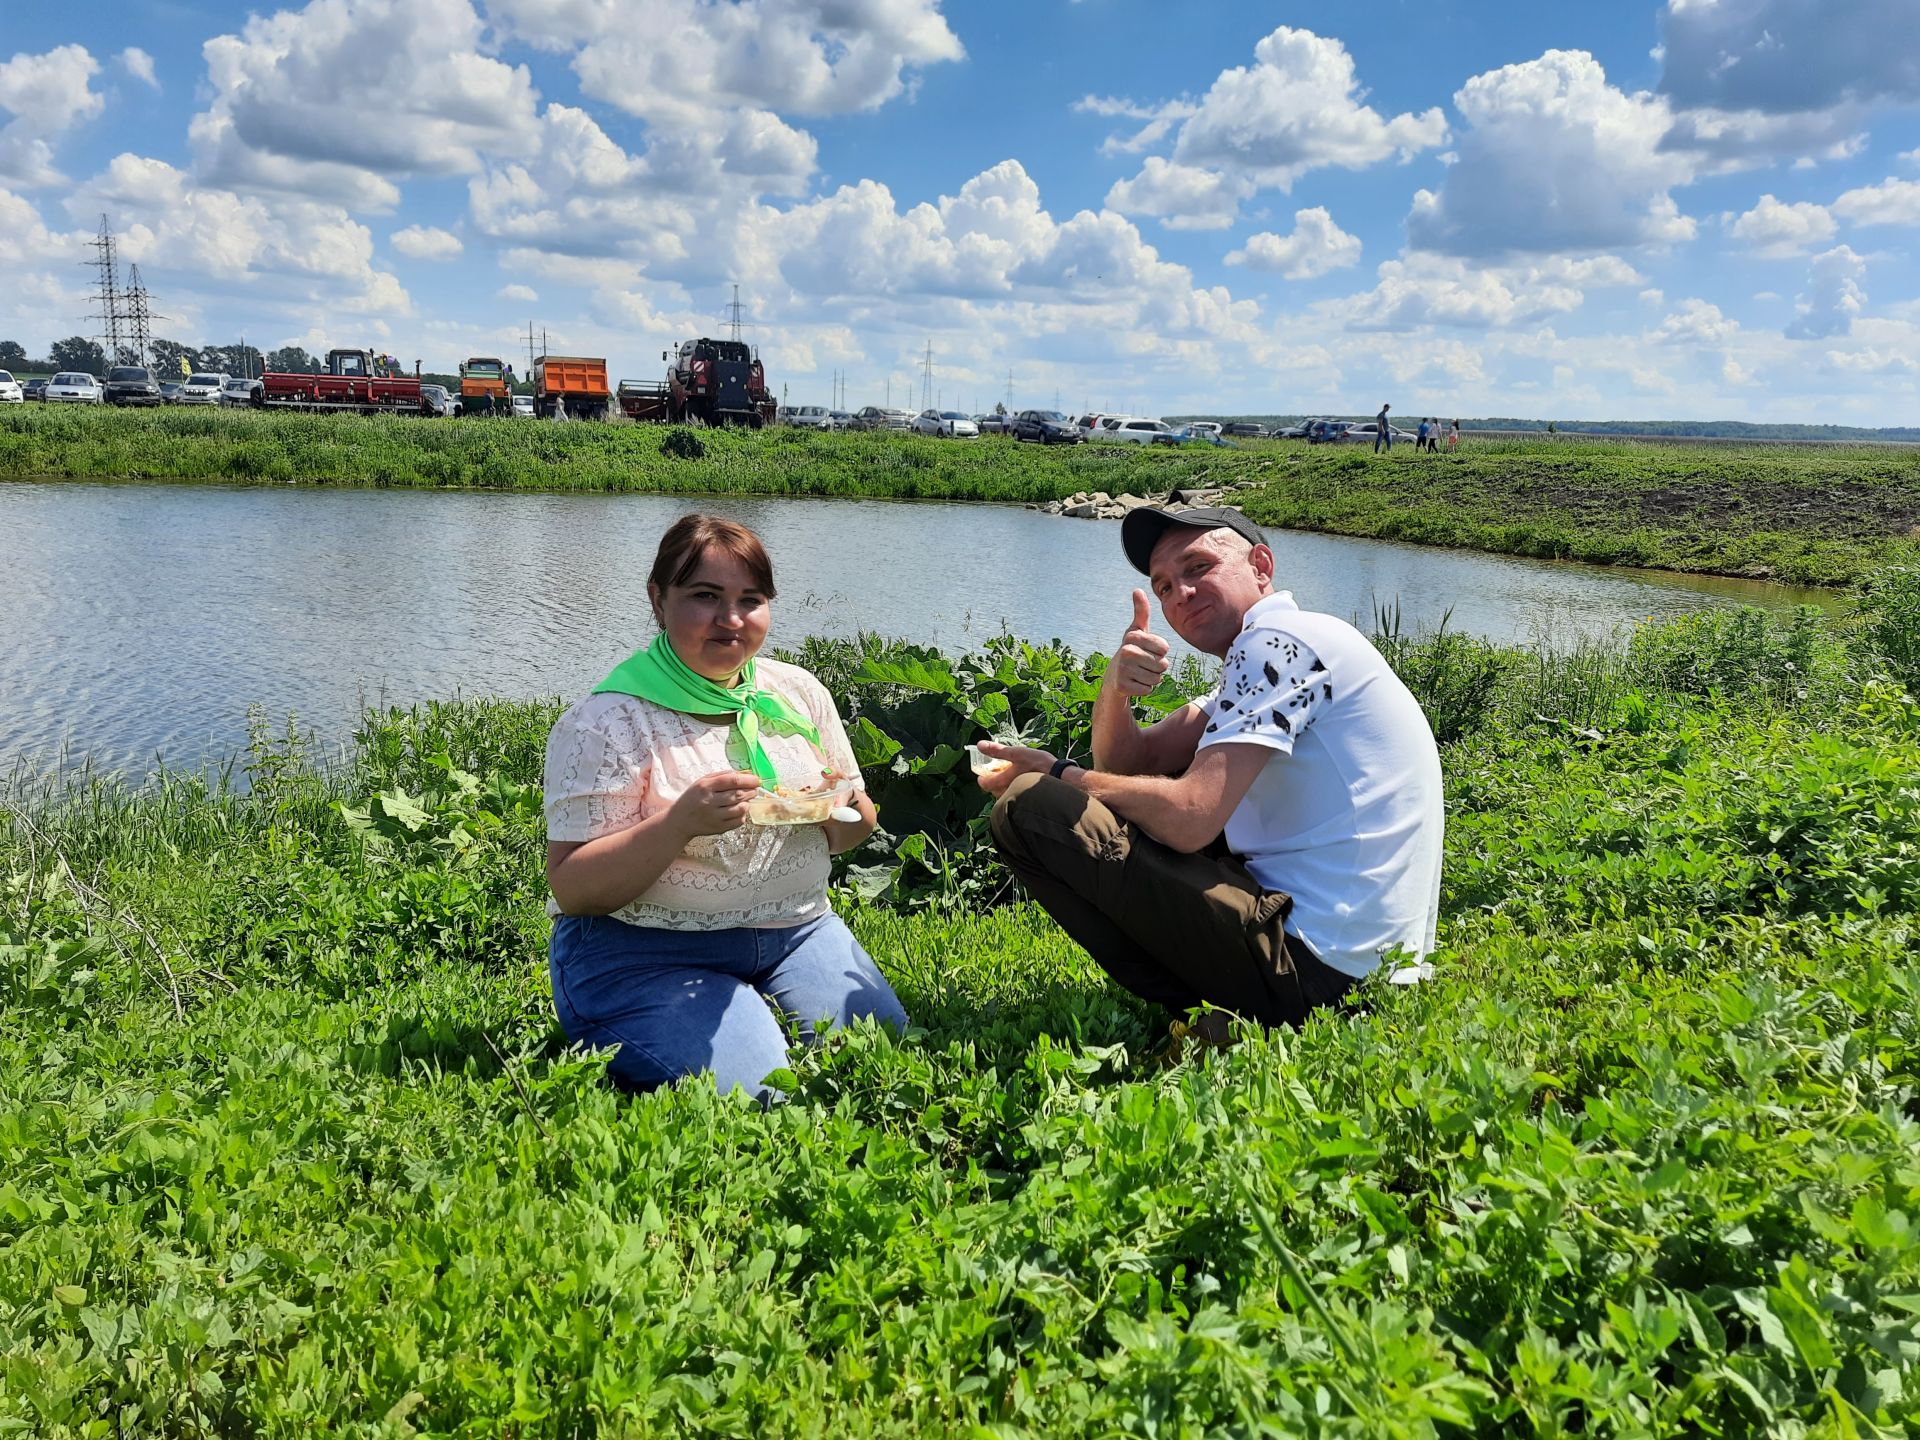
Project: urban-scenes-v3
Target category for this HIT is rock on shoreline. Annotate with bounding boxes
[1030,478,1260,521]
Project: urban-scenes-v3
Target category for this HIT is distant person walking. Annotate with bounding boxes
[1448,419,1460,448]
[1374,403,1393,454]
[1416,418,1432,452]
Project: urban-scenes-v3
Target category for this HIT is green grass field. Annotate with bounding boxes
[6,595,1920,1435]
[6,406,1920,587]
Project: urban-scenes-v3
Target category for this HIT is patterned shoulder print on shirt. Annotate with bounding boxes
[1202,627,1333,748]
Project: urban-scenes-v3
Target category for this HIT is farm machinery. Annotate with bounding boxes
[618,337,775,426]
[253,349,428,415]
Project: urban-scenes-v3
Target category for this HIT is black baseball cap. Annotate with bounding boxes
[1120,505,1268,575]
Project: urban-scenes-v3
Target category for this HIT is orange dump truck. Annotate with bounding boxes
[534,354,612,419]
[457,356,512,415]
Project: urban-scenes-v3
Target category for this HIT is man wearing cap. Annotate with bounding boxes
[976,506,1444,1034]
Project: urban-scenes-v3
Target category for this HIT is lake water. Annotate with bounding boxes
[1,481,1827,777]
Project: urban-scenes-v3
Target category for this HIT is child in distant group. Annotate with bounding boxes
[1448,419,1460,448]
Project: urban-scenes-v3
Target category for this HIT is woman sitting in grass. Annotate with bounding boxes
[543,513,906,1101]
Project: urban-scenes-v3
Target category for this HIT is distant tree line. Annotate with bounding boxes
[0,337,319,379]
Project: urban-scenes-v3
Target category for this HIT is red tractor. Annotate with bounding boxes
[254,349,429,415]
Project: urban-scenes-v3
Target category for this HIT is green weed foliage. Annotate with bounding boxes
[5,604,1920,1434]
[6,407,1920,585]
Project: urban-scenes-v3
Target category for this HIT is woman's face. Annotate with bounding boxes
[650,547,772,684]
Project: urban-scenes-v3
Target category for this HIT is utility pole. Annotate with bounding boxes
[526,321,536,385]
[85,214,125,365]
[727,284,745,343]
[920,341,933,412]
[1005,367,1014,411]
[123,262,156,369]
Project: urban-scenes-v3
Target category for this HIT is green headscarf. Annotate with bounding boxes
[594,633,820,788]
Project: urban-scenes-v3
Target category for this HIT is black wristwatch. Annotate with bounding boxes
[1049,756,1078,780]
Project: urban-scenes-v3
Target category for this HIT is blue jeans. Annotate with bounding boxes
[549,912,907,1102]
[1374,429,1392,452]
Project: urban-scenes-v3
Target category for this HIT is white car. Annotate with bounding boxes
[220,376,261,406]
[1094,416,1175,444]
[912,408,979,438]
[420,383,456,417]
[179,372,228,405]
[1185,421,1223,439]
[0,370,22,403]
[510,393,534,416]
[782,404,833,429]
[44,371,103,404]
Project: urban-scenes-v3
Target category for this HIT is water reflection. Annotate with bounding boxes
[0,482,1830,777]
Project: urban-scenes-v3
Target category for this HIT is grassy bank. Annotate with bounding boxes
[6,407,1920,587]
[6,592,1920,1434]
[1237,435,1920,586]
[0,405,1235,505]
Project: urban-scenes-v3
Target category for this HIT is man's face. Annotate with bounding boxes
[1146,527,1274,657]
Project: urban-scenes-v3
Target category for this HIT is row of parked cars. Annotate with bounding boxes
[775,403,1239,446]
[0,365,266,406]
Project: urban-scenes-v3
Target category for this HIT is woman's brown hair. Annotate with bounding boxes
[648,513,777,597]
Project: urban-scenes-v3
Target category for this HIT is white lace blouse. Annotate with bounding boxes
[543,657,865,931]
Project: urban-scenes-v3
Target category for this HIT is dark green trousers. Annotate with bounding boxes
[990,773,1354,1027]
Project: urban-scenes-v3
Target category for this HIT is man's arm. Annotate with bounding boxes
[1091,684,1207,776]
[1092,588,1207,776]
[979,739,1270,854]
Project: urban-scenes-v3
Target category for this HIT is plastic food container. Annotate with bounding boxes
[746,779,858,826]
[967,743,1012,778]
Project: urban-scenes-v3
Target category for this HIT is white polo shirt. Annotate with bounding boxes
[1195,592,1444,978]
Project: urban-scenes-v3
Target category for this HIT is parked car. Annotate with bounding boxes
[24,378,49,401]
[1183,421,1223,439]
[0,370,22,404]
[44,371,103,404]
[782,404,834,429]
[1220,420,1266,438]
[912,408,979,438]
[103,365,162,406]
[510,393,535,417]
[1272,420,1313,439]
[850,405,913,431]
[179,372,227,405]
[975,412,1012,434]
[1071,412,1111,440]
[159,381,185,404]
[419,383,456,417]
[1094,416,1176,445]
[1303,418,1347,444]
[1010,409,1082,444]
[220,376,262,406]
[827,410,852,430]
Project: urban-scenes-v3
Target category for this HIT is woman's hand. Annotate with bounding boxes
[975,740,1057,798]
[669,770,762,837]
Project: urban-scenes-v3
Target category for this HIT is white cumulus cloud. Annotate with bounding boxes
[1729,194,1836,255]
[0,44,104,184]
[1786,245,1866,340]
[117,48,158,89]
[1832,177,1920,227]
[192,0,540,209]
[1342,254,1642,331]
[391,225,463,260]
[1103,158,1244,232]
[1104,27,1444,230]
[497,283,538,303]
[1650,298,1740,346]
[487,0,963,127]
[1407,51,1696,258]
[1225,208,1362,279]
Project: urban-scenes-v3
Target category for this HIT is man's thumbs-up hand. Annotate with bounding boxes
[1109,587,1172,697]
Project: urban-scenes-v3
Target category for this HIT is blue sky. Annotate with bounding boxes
[2,0,1916,421]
